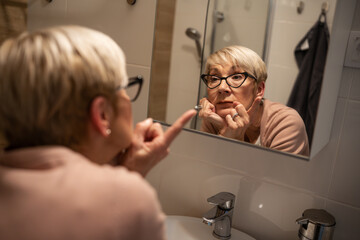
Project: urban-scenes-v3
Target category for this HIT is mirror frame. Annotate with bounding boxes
[149,0,356,161]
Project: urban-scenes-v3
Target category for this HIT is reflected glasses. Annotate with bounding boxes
[201,72,257,89]
[116,75,143,102]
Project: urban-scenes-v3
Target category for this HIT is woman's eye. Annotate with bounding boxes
[209,76,219,82]
[232,74,244,80]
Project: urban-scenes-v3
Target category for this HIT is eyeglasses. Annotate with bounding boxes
[201,72,257,89]
[116,75,143,102]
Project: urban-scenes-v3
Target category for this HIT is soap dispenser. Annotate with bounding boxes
[296,209,336,240]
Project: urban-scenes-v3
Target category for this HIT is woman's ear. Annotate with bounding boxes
[89,96,113,137]
[256,81,265,98]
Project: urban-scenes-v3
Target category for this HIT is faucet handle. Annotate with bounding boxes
[207,192,235,210]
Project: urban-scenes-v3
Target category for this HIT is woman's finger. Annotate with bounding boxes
[225,113,238,128]
[163,109,197,145]
[145,122,163,141]
[247,96,262,117]
[133,118,153,143]
[234,104,247,118]
[199,98,215,117]
[229,107,248,127]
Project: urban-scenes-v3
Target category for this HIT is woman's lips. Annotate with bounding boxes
[216,101,233,109]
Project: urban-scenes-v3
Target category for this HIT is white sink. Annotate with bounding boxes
[165,215,256,240]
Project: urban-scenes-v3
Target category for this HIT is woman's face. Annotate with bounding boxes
[207,63,260,118]
[110,89,133,150]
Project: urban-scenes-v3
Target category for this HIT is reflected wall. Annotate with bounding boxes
[264,0,337,105]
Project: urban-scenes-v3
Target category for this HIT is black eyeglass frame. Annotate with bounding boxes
[200,72,257,89]
[116,75,143,102]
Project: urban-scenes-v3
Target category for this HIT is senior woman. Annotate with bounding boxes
[0,25,196,240]
[199,45,309,156]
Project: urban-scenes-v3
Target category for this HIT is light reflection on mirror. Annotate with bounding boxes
[148,0,337,158]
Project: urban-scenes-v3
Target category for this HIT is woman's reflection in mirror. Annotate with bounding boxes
[198,45,309,156]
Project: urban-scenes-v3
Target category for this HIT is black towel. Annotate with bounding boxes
[287,13,330,148]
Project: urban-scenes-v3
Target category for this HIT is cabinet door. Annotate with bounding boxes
[28,0,67,30]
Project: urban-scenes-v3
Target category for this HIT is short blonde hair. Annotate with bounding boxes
[205,45,267,84]
[0,25,128,149]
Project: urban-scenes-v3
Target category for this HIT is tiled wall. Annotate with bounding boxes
[147,1,360,240]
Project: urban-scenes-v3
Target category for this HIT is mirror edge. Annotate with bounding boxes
[310,0,357,159]
[155,120,309,161]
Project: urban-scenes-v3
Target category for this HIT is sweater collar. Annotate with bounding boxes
[0,146,85,170]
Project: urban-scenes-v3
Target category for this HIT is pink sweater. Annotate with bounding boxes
[260,99,309,156]
[0,147,165,240]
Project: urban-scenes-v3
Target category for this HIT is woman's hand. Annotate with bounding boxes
[220,96,263,141]
[198,98,225,134]
[117,109,196,177]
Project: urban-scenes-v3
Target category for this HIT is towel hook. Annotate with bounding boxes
[321,2,329,14]
[297,1,304,14]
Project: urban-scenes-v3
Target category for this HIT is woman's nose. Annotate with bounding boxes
[218,79,231,93]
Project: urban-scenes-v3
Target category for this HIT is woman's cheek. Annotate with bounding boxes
[207,90,217,102]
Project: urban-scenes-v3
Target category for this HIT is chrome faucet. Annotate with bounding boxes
[202,192,235,240]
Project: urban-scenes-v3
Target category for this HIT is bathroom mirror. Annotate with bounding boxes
[149,0,339,159]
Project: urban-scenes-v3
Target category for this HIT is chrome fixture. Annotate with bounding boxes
[185,27,202,61]
[296,209,336,240]
[202,192,235,240]
[215,10,225,23]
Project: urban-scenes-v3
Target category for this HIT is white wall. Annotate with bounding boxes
[28,0,157,124]
[212,0,269,59]
[165,0,208,126]
[147,1,360,240]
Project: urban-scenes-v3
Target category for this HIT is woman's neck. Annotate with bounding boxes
[71,138,116,165]
[245,103,264,143]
